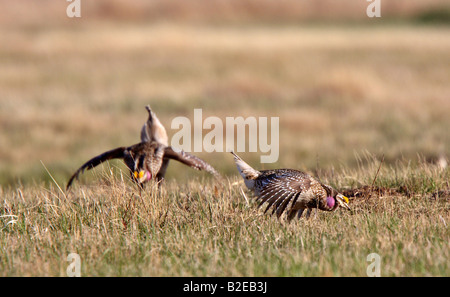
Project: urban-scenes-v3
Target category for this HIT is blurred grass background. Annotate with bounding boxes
[0,0,449,187]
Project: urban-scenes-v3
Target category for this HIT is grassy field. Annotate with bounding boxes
[0,1,449,276]
[1,158,448,276]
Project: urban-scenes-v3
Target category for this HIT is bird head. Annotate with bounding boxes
[323,184,351,211]
[335,193,351,210]
[133,170,152,184]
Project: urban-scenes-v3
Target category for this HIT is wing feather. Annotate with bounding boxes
[262,186,289,212]
[264,190,291,214]
[257,183,281,204]
[163,146,220,178]
[275,192,296,218]
[254,170,312,219]
[66,147,126,190]
[286,193,302,222]
[257,182,284,205]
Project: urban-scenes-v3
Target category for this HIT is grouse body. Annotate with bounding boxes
[231,152,350,221]
[66,106,219,190]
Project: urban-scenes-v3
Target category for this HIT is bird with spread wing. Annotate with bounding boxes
[66,106,219,190]
[231,152,350,221]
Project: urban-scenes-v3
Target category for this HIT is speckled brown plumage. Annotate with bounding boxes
[231,152,350,221]
[140,105,170,181]
[66,106,219,190]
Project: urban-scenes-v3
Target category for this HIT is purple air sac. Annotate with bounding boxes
[326,196,335,209]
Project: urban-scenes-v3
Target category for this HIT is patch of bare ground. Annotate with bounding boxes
[342,185,450,200]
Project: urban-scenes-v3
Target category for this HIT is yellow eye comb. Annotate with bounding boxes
[343,196,349,204]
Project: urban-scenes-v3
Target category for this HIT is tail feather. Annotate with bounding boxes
[230,151,260,182]
[141,105,169,146]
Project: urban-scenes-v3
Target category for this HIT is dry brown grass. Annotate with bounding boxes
[1,157,448,276]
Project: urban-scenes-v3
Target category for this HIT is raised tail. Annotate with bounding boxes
[141,105,169,146]
[230,152,260,189]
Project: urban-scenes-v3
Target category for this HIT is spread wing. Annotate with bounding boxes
[255,170,313,220]
[163,146,220,178]
[66,147,126,190]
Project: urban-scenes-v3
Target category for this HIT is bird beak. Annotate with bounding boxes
[133,170,147,183]
[337,194,351,210]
